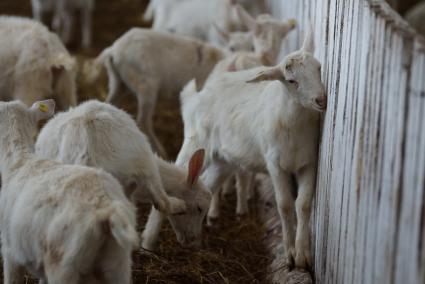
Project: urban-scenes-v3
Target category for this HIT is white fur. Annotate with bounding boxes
[208,51,263,80]
[0,100,138,284]
[93,28,225,157]
[31,0,94,48]
[204,51,263,217]
[208,12,295,216]
[144,0,184,29]
[35,100,211,250]
[0,16,76,111]
[214,27,255,52]
[236,4,297,65]
[237,0,268,16]
[36,100,187,215]
[149,0,240,45]
[142,155,211,250]
[177,28,327,269]
[147,0,268,45]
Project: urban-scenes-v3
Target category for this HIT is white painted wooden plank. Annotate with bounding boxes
[345,2,363,283]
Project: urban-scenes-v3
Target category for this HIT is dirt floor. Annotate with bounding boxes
[0,1,272,283]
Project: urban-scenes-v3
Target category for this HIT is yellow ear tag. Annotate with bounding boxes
[38,103,49,113]
[288,19,297,28]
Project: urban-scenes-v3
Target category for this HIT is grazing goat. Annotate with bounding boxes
[92,28,225,157]
[36,100,211,249]
[176,27,327,269]
[0,16,76,110]
[0,100,138,284]
[31,0,94,48]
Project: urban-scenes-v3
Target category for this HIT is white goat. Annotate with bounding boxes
[0,100,138,284]
[145,0,268,41]
[214,25,255,52]
[141,150,209,250]
[92,28,225,157]
[148,0,240,45]
[36,100,211,249]
[31,0,94,48]
[236,4,297,65]
[0,16,76,110]
[176,28,327,269]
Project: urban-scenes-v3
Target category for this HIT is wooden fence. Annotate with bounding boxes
[266,0,425,283]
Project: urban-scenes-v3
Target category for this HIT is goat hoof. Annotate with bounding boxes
[236,212,248,221]
[206,215,219,227]
[140,241,156,253]
[295,249,312,270]
[283,248,296,270]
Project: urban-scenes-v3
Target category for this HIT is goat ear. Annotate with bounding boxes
[29,99,55,122]
[213,23,230,42]
[236,4,256,31]
[282,18,297,34]
[301,23,314,53]
[187,149,205,187]
[246,67,283,83]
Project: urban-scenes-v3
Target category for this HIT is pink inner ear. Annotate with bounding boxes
[228,64,237,72]
[187,149,205,187]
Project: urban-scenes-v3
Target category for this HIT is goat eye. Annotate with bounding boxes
[288,80,299,88]
[251,46,255,51]
[230,46,236,52]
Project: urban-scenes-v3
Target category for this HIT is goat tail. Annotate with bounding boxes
[108,201,139,251]
[85,47,113,84]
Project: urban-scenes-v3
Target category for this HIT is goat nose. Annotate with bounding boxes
[315,96,327,109]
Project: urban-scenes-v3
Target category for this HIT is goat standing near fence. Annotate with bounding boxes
[176,27,326,269]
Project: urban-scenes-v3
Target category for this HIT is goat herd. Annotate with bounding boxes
[0,0,328,283]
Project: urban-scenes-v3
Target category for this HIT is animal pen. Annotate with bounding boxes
[0,0,424,284]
